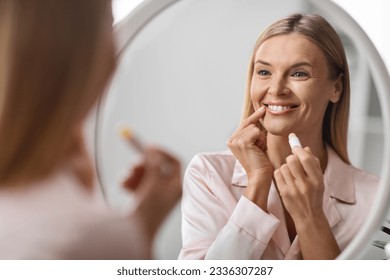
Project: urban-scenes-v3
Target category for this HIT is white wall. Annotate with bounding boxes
[332,0,390,70]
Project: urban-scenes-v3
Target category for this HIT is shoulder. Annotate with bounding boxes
[349,165,379,197]
[330,165,380,248]
[350,166,379,184]
[327,146,379,189]
[190,150,235,163]
[183,150,237,194]
[331,162,379,217]
[60,211,150,259]
[325,146,379,202]
[186,150,236,173]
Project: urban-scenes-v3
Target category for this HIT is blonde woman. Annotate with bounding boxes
[0,0,181,259]
[179,14,378,260]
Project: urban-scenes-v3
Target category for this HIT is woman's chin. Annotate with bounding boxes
[261,118,296,134]
[262,124,295,137]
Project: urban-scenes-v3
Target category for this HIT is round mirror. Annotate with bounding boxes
[94,0,390,259]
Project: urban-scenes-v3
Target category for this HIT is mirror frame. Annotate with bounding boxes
[99,0,390,259]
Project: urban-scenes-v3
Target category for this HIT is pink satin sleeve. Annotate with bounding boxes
[179,154,280,260]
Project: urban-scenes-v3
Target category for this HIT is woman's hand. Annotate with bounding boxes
[121,148,182,242]
[227,107,272,179]
[227,107,273,209]
[273,146,324,223]
[274,146,340,259]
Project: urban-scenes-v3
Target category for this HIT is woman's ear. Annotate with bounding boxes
[329,74,343,103]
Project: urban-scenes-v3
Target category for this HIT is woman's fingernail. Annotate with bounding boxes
[258,106,265,112]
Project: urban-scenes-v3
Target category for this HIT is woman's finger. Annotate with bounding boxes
[144,147,181,179]
[239,106,265,129]
[274,169,286,187]
[229,124,262,148]
[291,147,322,178]
[122,164,145,191]
[286,154,306,182]
[279,163,296,187]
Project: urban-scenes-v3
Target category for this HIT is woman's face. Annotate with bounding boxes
[251,34,342,137]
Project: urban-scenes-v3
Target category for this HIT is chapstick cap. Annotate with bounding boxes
[288,133,302,149]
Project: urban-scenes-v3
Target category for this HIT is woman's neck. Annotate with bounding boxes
[266,132,328,172]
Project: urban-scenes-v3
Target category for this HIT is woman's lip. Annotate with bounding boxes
[262,102,300,107]
[264,104,300,115]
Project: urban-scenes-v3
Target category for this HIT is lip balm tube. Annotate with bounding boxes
[116,123,173,177]
[288,133,302,149]
[385,242,390,259]
[116,123,145,154]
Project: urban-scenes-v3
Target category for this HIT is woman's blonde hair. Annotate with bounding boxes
[243,13,350,163]
[0,0,115,186]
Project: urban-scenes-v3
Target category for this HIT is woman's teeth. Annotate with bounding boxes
[268,105,294,112]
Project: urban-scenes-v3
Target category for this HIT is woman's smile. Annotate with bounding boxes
[263,102,300,115]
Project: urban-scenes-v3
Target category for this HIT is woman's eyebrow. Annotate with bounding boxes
[255,59,314,68]
[289,61,314,68]
[255,59,271,66]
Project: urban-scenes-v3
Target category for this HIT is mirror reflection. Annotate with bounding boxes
[98,0,386,259]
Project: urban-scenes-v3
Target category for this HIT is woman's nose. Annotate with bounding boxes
[267,76,290,96]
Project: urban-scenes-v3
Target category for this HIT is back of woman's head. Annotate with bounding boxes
[0,0,115,186]
[243,13,350,163]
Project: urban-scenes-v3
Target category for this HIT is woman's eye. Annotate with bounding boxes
[257,70,270,76]
[291,71,308,78]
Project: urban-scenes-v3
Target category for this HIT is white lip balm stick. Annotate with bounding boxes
[288,133,302,149]
[385,242,390,259]
[116,123,146,154]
